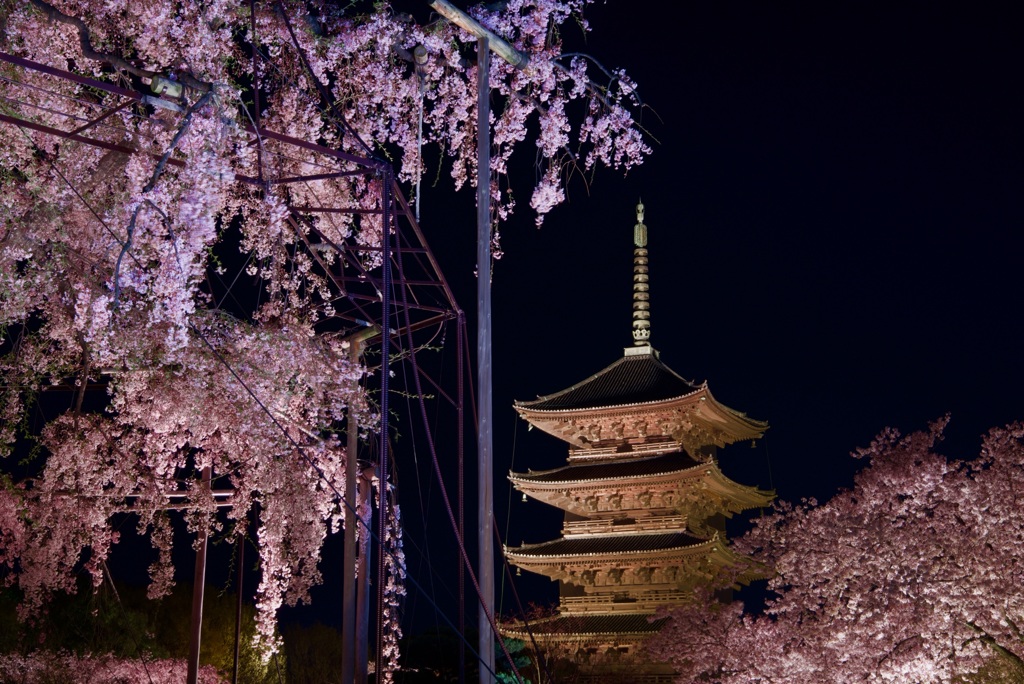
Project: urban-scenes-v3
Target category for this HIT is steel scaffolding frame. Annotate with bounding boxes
[0,46,474,684]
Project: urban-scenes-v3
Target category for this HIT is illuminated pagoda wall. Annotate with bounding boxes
[501,203,773,677]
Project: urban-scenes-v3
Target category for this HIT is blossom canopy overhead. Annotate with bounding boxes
[0,0,649,660]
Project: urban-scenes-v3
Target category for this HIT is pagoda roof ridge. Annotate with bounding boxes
[515,348,705,413]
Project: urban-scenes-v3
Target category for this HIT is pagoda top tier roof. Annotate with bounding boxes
[513,205,767,453]
[514,347,767,454]
[515,346,700,412]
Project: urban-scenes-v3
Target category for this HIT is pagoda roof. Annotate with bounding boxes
[516,347,700,413]
[514,347,767,453]
[502,613,667,639]
[511,451,701,484]
[510,532,704,558]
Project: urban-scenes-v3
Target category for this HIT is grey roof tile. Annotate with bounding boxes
[516,352,700,411]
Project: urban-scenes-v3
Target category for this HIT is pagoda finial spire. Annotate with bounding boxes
[631,199,651,347]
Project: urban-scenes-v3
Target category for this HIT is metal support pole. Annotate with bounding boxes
[343,368,359,684]
[375,170,394,680]
[343,332,372,684]
[423,6,523,678]
[458,313,466,684]
[232,530,244,684]
[187,466,211,684]
[476,36,495,684]
[356,465,373,684]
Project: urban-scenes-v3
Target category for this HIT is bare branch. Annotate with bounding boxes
[555,52,617,83]
[144,91,213,192]
[1004,611,1024,642]
[113,91,211,308]
[27,0,212,93]
[966,620,1024,676]
[71,342,90,430]
[550,57,613,109]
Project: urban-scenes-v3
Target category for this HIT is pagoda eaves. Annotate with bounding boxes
[509,453,773,519]
[501,613,668,645]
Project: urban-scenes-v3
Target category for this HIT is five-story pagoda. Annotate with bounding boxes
[501,203,773,674]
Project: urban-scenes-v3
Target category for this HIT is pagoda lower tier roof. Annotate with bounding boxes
[509,453,775,519]
[509,532,704,558]
[500,613,668,641]
[516,347,699,412]
[511,451,701,484]
[508,535,759,589]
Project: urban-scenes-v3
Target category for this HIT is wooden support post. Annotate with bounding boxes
[187,466,211,684]
[429,0,528,69]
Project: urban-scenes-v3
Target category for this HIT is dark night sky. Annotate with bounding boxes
[404,1,1024,621]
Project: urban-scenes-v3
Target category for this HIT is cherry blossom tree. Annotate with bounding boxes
[0,0,649,666]
[647,418,1024,683]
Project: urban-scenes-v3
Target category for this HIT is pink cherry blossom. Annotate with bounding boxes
[0,652,224,683]
[648,419,1024,682]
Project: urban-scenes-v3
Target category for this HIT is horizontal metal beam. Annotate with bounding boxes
[0,111,185,168]
[0,50,390,177]
[242,124,387,172]
[0,51,143,101]
[272,169,366,185]
[67,99,134,137]
[292,206,383,215]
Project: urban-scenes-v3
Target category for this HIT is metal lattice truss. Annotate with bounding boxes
[0,47,470,682]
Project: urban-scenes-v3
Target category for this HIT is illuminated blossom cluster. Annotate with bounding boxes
[378,499,407,684]
[0,652,224,683]
[0,0,647,664]
[647,419,1024,683]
